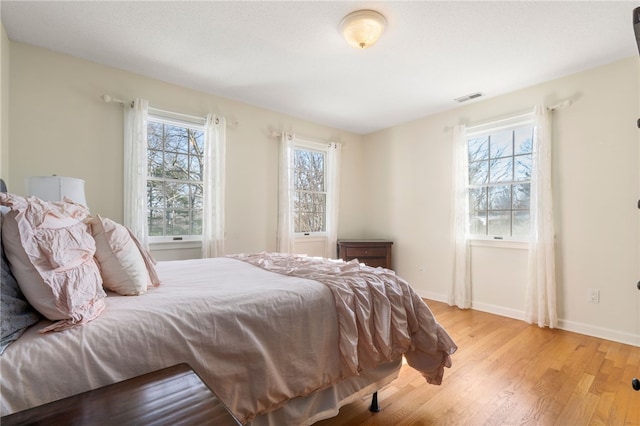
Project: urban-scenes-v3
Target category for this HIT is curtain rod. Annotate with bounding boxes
[101,94,238,128]
[547,99,573,111]
[464,98,574,132]
[101,94,132,107]
[272,131,340,148]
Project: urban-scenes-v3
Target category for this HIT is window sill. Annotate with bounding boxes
[149,240,202,251]
[294,235,327,241]
[469,238,528,250]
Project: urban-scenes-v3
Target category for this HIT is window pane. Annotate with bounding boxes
[165,182,190,208]
[189,155,203,181]
[147,181,165,208]
[512,211,530,237]
[164,153,189,180]
[295,192,311,212]
[148,209,164,236]
[468,136,489,162]
[311,193,326,213]
[191,209,203,235]
[296,212,310,233]
[490,130,513,158]
[515,126,533,154]
[488,211,511,236]
[147,122,164,150]
[489,185,511,210]
[294,149,325,191]
[294,191,325,233]
[514,154,532,182]
[469,160,488,185]
[189,129,204,156]
[297,211,325,233]
[314,211,326,232]
[191,184,203,209]
[470,211,487,235]
[148,150,164,178]
[513,183,530,209]
[166,209,190,236]
[469,187,487,212]
[490,157,513,182]
[165,126,189,154]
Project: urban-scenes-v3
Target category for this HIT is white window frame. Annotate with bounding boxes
[146,110,206,244]
[465,114,534,243]
[291,138,331,238]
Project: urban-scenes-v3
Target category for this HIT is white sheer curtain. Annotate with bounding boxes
[123,98,149,247]
[277,133,295,253]
[525,105,558,328]
[325,142,342,258]
[202,114,226,258]
[449,124,471,309]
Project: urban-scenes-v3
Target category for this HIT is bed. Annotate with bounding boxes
[0,191,457,425]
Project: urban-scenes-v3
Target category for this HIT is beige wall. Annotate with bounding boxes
[1,22,8,181]
[6,42,367,259]
[364,57,640,345]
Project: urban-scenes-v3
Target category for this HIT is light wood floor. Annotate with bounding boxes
[316,300,640,426]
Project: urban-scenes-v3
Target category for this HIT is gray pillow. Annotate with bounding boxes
[1,214,40,354]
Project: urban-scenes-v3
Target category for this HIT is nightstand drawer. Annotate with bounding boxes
[345,247,388,258]
[359,257,388,268]
[337,239,393,270]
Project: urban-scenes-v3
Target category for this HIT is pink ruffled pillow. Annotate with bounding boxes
[0,193,105,332]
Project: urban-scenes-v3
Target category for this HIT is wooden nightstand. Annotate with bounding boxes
[337,239,393,269]
[1,363,242,426]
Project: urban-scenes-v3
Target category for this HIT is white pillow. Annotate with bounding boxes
[87,215,150,295]
[0,194,105,332]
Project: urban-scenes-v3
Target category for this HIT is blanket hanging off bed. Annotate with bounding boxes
[229,252,457,385]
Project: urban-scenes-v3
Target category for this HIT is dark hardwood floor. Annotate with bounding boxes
[316,300,640,425]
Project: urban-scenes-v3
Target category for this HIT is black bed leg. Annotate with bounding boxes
[369,391,380,412]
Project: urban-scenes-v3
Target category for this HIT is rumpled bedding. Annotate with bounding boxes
[229,252,457,385]
[1,254,456,424]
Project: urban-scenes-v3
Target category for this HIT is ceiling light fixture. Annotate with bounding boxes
[339,9,386,49]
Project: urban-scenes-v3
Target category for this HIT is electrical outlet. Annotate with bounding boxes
[588,288,600,304]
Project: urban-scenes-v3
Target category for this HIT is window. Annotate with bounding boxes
[467,122,533,239]
[292,141,328,235]
[146,114,205,241]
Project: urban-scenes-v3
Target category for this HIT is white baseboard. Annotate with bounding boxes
[414,289,640,347]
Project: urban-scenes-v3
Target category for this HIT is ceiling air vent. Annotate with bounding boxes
[454,92,483,103]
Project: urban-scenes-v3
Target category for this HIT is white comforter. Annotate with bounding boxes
[1,255,456,424]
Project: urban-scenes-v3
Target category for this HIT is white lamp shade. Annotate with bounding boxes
[27,176,87,207]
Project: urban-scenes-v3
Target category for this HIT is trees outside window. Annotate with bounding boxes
[292,144,327,234]
[146,117,205,240]
[467,124,533,238]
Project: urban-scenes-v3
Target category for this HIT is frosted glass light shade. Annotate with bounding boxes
[27,176,87,207]
[339,10,386,49]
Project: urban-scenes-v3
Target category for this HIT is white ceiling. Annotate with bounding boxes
[1,1,638,134]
